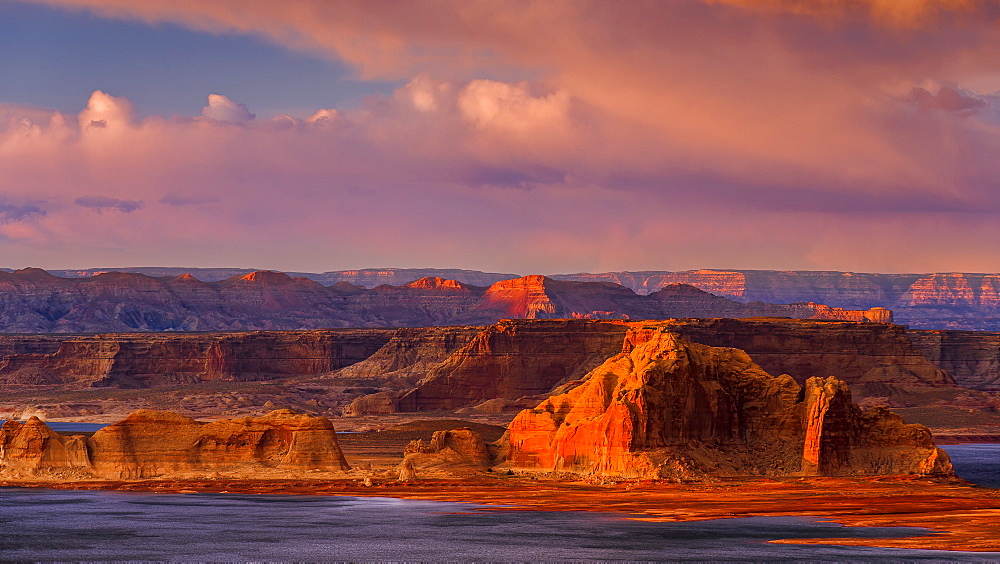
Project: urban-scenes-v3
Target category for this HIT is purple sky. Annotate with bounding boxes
[3,0,1000,274]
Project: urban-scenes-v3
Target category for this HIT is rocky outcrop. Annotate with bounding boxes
[403,428,492,473]
[0,409,350,479]
[0,330,394,387]
[504,328,951,479]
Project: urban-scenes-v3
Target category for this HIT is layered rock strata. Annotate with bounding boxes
[0,268,889,333]
[553,269,1000,330]
[505,328,952,479]
[387,319,959,412]
[0,409,350,478]
[658,319,955,400]
[909,330,1000,391]
[0,330,394,387]
[394,320,633,411]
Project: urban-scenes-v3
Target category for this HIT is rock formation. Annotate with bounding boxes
[395,320,633,411]
[658,318,956,402]
[403,428,492,474]
[385,319,961,412]
[0,330,394,387]
[0,268,889,333]
[504,328,952,479]
[909,329,1000,391]
[553,269,1000,330]
[0,409,350,479]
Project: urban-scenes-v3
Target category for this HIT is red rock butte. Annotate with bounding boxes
[504,327,951,480]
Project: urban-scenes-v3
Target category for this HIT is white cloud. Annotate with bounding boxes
[201,94,255,123]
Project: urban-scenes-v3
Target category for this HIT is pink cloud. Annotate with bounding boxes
[5,2,1000,272]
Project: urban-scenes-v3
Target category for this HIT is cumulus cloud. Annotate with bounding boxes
[78,90,132,129]
[201,94,255,123]
[75,196,144,213]
[8,2,1000,272]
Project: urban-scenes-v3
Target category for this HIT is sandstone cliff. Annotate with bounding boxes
[504,328,951,479]
[909,329,1000,391]
[395,320,633,411]
[658,319,956,402]
[0,330,394,387]
[0,409,350,479]
[386,319,960,412]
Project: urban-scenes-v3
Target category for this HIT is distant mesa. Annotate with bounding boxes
[503,328,952,479]
[402,277,470,291]
[0,268,893,332]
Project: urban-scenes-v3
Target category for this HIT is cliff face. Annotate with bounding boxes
[396,320,633,411]
[387,319,959,412]
[554,269,1000,330]
[0,269,889,333]
[909,330,1000,391]
[335,326,483,388]
[0,409,350,479]
[658,319,955,401]
[505,329,951,479]
[0,330,394,387]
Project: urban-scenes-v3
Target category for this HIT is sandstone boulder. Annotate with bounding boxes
[0,409,350,479]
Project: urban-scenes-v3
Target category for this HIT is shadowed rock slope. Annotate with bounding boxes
[504,328,952,479]
[0,330,394,387]
[362,319,963,414]
[0,409,350,479]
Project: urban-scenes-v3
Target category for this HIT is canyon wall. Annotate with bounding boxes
[0,409,350,479]
[395,320,633,411]
[380,319,961,413]
[909,330,1000,391]
[504,328,951,479]
[0,330,394,387]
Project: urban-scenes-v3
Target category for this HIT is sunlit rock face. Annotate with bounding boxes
[505,328,951,479]
[387,318,961,413]
[0,410,350,479]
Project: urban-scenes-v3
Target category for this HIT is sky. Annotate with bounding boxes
[3,0,1000,274]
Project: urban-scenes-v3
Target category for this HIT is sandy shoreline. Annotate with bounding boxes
[3,475,999,553]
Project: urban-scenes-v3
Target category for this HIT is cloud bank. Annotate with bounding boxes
[4,1,1000,273]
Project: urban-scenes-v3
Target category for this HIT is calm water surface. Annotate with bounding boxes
[1,489,997,562]
[1,426,997,561]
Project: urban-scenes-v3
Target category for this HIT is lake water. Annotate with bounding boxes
[2,489,998,561]
[1,426,997,560]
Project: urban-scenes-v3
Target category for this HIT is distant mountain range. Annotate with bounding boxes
[8,266,1000,330]
[0,268,883,333]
